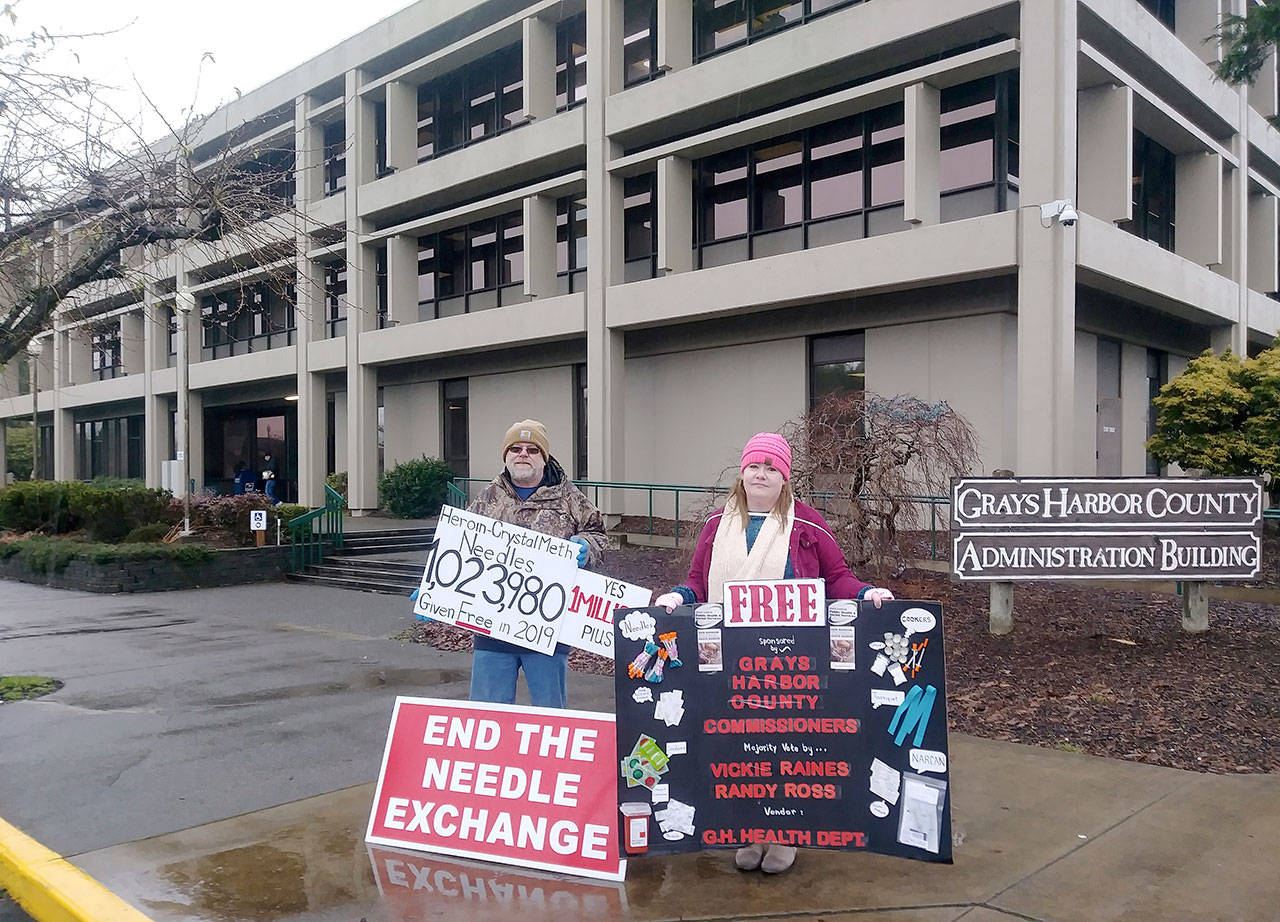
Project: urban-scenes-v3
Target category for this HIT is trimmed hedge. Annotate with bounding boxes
[0,537,212,574]
[379,456,453,518]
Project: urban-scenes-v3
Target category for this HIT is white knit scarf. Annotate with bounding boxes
[706,496,795,605]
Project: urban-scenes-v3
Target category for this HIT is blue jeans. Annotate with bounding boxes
[470,647,568,709]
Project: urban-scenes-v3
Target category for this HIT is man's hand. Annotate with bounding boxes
[568,536,590,566]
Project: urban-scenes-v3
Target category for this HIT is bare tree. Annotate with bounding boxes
[0,5,304,367]
[781,392,982,581]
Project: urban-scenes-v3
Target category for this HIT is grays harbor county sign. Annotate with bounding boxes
[950,478,1264,581]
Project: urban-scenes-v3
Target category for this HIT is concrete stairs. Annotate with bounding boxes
[286,527,431,595]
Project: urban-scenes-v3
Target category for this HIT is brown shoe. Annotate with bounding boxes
[761,844,797,874]
[734,843,765,870]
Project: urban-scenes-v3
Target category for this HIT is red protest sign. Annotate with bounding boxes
[366,697,625,881]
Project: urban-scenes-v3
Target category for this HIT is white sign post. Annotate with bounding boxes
[250,510,268,531]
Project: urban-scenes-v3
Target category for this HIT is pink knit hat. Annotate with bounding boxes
[740,432,792,481]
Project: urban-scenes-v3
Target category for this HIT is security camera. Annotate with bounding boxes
[1039,199,1078,228]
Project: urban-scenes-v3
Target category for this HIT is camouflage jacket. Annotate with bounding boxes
[467,456,608,568]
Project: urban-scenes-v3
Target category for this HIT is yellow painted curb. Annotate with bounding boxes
[0,817,153,922]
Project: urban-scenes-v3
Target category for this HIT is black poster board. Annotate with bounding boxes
[613,599,951,864]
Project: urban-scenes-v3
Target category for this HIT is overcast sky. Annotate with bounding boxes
[27,1,415,135]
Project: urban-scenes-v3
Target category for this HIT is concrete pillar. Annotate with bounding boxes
[297,96,325,207]
[1248,194,1277,293]
[386,80,418,172]
[1016,0,1077,476]
[1231,68,1250,357]
[657,0,693,73]
[524,15,557,122]
[386,234,419,325]
[188,391,205,494]
[657,157,693,273]
[1174,152,1223,267]
[344,69,380,515]
[295,92,330,509]
[989,582,1013,635]
[53,406,74,481]
[121,311,144,376]
[1175,0,1222,66]
[905,82,940,227]
[586,0,627,499]
[1256,49,1279,120]
[1077,84,1133,223]
[142,285,168,487]
[1120,342,1147,474]
[51,322,74,480]
[1181,581,1209,632]
[523,194,558,298]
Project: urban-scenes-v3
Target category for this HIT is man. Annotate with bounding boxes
[464,419,607,708]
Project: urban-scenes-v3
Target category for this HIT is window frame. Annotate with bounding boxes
[416,211,527,319]
[415,43,525,164]
[693,0,867,63]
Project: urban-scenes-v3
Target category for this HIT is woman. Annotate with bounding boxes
[654,432,893,875]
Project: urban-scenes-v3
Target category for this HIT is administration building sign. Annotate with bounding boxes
[950,478,1263,581]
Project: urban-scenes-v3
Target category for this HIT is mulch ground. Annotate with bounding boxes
[409,544,1280,775]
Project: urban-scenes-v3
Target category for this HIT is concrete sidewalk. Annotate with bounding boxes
[2,579,1278,921]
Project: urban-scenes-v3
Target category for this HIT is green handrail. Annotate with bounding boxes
[288,486,346,571]
[445,480,468,507]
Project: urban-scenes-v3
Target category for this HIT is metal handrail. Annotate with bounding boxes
[288,486,346,570]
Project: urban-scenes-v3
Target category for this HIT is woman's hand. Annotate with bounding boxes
[864,587,895,608]
[653,591,684,612]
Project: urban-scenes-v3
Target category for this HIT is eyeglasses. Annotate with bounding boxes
[508,445,542,456]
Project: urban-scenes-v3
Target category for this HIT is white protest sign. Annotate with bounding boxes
[562,572,652,658]
[250,510,268,531]
[413,506,579,655]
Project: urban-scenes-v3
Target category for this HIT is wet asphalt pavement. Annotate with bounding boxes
[3,578,1280,921]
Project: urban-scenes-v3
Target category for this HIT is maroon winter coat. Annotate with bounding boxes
[678,499,872,603]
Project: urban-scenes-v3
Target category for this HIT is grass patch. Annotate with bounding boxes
[1053,740,1087,754]
[0,675,61,702]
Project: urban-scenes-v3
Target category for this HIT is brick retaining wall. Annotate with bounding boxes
[0,546,291,593]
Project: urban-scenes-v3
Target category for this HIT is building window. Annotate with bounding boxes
[694,100,913,267]
[574,363,588,480]
[91,326,122,380]
[1120,131,1175,251]
[374,102,389,177]
[232,146,295,213]
[167,308,178,368]
[416,44,523,163]
[416,212,527,319]
[694,0,865,62]
[326,393,336,476]
[557,195,588,293]
[377,387,385,478]
[624,173,658,281]
[376,248,389,329]
[1138,0,1174,29]
[940,73,1019,221]
[557,13,588,110]
[325,262,348,338]
[623,0,660,86]
[38,424,53,480]
[200,282,296,360]
[441,378,469,478]
[323,122,347,196]
[74,415,144,481]
[16,354,30,395]
[810,331,865,405]
[1146,348,1168,475]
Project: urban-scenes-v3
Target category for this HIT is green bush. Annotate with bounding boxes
[0,481,87,534]
[72,486,177,543]
[89,476,146,490]
[379,456,454,518]
[325,471,348,504]
[273,504,310,538]
[188,494,276,546]
[0,536,212,570]
[123,522,172,544]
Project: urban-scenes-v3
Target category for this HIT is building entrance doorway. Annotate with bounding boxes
[203,402,297,502]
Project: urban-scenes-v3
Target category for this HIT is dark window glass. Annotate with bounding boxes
[868,104,905,208]
[435,74,466,155]
[467,59,498,142]
[416,43,524,162]
[1119,131,1176,252]
[557,13,588,109]
[417,237,437,309]
[323,122,347,196]
[374,102,388,176]
[442,378,469,478]
[752,136,803,231]
[416,212,525,317]
[91,326,121,380]
[624,173,658,281]
[940,80,996,192]
[810,332,865,405]
[695,0,864,61]
[469,220,497,292]
[497,44,524,130]
[699,149,749,241]
[376,249,389,328]
[500,213,524,286]
[809,118,863,219]
[326,262,348,337]
[623,0,659,86]
[557,195,588,292]
[1138,0,1174,29]
[416,86,436,160]
[1146,349,1168,475]
[73,414,145,481]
